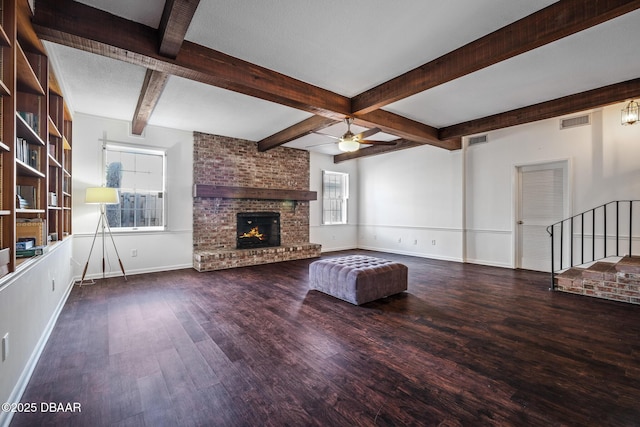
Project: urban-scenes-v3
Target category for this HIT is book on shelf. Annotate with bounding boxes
[16,137,40,168]
[16,185,36,209]
[17,111,40,134]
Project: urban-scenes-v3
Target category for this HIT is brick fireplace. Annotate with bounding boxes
[192,132,321,271]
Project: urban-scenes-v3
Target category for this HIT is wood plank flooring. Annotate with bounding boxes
[10,250,640,426]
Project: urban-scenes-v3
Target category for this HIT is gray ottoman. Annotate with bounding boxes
[308,255,408,305]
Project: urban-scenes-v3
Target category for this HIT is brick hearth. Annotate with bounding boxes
[192,132,321,271]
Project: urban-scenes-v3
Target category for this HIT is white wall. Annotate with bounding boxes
[465,104,640,267]
[72,114,193,278]
[357,144,464,261]
[309,151,359,251]
[354,102,640,267]
[0,239,73,427]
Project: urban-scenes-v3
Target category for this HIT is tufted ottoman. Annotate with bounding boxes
[308,255,408,305]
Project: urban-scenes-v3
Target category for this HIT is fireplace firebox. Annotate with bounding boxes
[237,212,281,249]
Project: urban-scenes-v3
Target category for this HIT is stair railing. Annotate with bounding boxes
[547,200,640,290]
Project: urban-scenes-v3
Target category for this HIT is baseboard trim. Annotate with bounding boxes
[356,246,463,263]
[73,263,193,282]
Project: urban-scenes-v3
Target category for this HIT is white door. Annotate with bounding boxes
[517,161,567,272]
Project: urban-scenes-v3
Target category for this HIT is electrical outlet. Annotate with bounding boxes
[2,333,8,362]
[414,239,418,245]
[131,249,138,257]
[398,238,402,243]
[432,240,436,245]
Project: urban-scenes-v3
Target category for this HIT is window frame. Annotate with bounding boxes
[322,170,349,225]
[103,143,167,232]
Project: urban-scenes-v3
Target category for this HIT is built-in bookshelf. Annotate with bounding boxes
[0,0,72,276]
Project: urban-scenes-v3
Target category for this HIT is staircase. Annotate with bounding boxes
[555,256,640,304]
[548,200,640,303]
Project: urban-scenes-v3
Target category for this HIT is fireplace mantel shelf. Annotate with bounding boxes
[193,184,317,201]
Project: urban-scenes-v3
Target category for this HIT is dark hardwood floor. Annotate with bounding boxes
[10,250,640,426]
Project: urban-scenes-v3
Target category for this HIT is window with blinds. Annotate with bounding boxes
[322,171,348,225]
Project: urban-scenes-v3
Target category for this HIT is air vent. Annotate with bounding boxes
[560,114,590,130]
[468,134,488,146]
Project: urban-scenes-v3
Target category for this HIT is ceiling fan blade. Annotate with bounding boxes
[312,131,340,140]
[305,141,335,148]
[360,139,396,146]
[355,127,381,140]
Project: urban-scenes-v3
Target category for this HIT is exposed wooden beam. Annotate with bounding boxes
[439,78,640,140]
[32,0,351,118]
[33,0,457,149]
[333,139,423,163]
[158,0,201,58]
[257,116,337,152]
[131,0,199,135]
[131,69,169,135]
[351,0,640,115]
[354,110,461,150]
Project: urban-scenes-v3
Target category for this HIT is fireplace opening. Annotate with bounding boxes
[237,212,281,249]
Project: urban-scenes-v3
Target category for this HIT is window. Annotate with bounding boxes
[322,171,348,225]
[104,144,166,230]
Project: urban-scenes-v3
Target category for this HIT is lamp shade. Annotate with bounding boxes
[85,187,119,204]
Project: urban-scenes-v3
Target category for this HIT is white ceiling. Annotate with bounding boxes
[44,1,640,155]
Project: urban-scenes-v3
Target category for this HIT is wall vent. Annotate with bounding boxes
[560,114,590,130]
[468,134,488,146]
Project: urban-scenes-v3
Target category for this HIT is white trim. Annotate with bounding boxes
[356,245,463,262]
[73,228,191,238]
[73,263,193,282]
[359,224,464,233]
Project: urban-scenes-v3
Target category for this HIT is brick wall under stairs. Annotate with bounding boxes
[555,256,640,304]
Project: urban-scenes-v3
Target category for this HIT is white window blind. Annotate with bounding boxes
[322,171,348,225]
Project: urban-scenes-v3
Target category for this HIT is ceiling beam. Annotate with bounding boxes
[257,116,337,152]
[32,0,351,119]
[354,110,460,150]
[33,0,453,150]
[351,0,640,115]
[158,0,201,58]
[439,78,640,140]
[333,139,423,163]
[131,69,169,135]
[131,0,199,135]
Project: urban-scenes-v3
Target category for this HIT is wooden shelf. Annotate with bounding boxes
[48,116,62,138]
[16,42,45,96]
[16,208,45,214]
[0,0,74,275]
[48,154,62,168]
[0,79,10,97]
[193,184,317,201]
[0,23,10,47]
[16,113,45,145]
[16,159,45,178]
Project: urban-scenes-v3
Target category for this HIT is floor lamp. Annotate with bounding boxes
[80,187,127,285]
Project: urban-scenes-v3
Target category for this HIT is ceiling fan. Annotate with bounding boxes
[308,117,397,152]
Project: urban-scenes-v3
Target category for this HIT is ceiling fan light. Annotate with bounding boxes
[621,100,639,125]
[338,138,360,152]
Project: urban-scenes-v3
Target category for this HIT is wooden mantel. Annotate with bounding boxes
[193,184,317,201]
